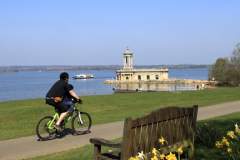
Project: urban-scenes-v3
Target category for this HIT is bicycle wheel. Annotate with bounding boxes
[36,116,57,141]
[71,112,92,135]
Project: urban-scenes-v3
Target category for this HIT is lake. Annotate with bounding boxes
[0,69,208,102]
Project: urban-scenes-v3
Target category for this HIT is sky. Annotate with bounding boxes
[0,0,240,66]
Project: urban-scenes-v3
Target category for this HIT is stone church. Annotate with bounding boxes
[115,46,168,82]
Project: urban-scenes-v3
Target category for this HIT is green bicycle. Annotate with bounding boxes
[36,102,91,141]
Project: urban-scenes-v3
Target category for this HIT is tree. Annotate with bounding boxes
[208,43,240,85]
[209,57,230,84]
[229,43,240,84]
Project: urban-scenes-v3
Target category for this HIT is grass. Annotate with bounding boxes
[24,111,240,160]
[0,86,240,141]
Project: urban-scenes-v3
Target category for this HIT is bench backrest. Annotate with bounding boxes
[120,105,198,159]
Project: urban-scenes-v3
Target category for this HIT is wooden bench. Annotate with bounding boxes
[90,105,198,160]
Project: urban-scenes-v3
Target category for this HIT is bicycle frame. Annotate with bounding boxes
[47,103,81,130]
[47,113,59,130]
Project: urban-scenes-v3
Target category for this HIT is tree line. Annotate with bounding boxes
[208,43,240,85]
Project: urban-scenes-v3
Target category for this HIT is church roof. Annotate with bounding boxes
[123,45,133,55]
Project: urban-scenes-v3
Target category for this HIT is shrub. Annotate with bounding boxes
[194,123,218,147]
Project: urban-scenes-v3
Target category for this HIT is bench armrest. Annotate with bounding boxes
[90,137,122,148]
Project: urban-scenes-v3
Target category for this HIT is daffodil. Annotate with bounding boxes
[152,148,157,156]
[227,131,236,139]
[160,154,165,160]
[227,148,232,153]
[205,123,207,125]
[159,137,165,145]
[215,141,223,148]
[151,156,158,160]
[177,147,183,154]
[225,141,229,146]
[166,152,177,160]
[138,151,144,159]
[222,137,228,143]
[235,123,238,128]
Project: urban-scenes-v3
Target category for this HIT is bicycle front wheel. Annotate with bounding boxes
[36,116,57,141]
[71,112,92,135]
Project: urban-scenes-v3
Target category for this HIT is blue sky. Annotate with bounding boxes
[0,0,239,66]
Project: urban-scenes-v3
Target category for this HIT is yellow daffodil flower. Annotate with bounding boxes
[177,147,183,154]
[166,152,177,160]
[235,128,238,133]
[227,131,236,139]
[215,141,223,148]
[151,156,158,160]
[152,148,157,156]
[225,141,229,146]
[222,137,228,143]
[160,154,165,160]
[205,123,207,125]
[227,148,232,153]
[159,137,165,145]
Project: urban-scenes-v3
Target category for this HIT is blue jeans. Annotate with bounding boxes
[63,101,74,113]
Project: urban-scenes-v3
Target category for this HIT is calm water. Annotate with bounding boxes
[0,69,208,102]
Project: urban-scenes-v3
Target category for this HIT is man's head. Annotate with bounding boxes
[60,72,69,81]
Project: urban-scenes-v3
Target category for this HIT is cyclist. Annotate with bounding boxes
[46,72,81,131]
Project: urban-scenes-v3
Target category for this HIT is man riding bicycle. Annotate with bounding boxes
[46,72,82,131]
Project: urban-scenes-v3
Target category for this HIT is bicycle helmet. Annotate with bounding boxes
[60,72,69,80]
[69,84,74,90]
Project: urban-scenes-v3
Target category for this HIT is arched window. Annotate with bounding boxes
[156,75,159,80]
[138,75,141,80]
[147,75,150,80]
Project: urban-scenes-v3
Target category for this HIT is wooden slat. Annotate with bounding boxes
[155,121,162,150]
[171,118,177,145]
[182,116,187,141]
[120,117,133,160]
[150,122,157,151]
[145,123,152,153]
[161,120,167,149]
[132,106,194,127]
[175,117,180,144]
[140,125,147,152]
[188,114,193,139]
[177,116,184,143]
[133,126,141,156]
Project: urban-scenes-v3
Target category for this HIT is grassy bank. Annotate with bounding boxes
[0,86,240,141]
[25,111,240,160]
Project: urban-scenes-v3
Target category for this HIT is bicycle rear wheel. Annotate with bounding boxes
[71,112,91,135]
[36,116,57,141]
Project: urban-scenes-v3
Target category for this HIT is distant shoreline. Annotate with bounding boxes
[0,65,210,72]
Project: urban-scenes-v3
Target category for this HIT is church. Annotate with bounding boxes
[115,46,168,82]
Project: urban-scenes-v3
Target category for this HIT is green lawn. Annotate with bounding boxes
[0,86,240,141]
[25,111,240,160]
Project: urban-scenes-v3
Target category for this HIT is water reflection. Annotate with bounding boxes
[114,83,196,92]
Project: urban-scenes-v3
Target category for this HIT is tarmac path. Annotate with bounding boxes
[1,100,240,160]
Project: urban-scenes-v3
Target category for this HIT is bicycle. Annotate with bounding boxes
[36,102,91,141]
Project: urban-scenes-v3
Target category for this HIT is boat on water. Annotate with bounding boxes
[72,73,93,79]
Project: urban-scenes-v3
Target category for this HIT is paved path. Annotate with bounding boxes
[1,100,240,160]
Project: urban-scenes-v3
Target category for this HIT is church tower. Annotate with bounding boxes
[123,45,133,70]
